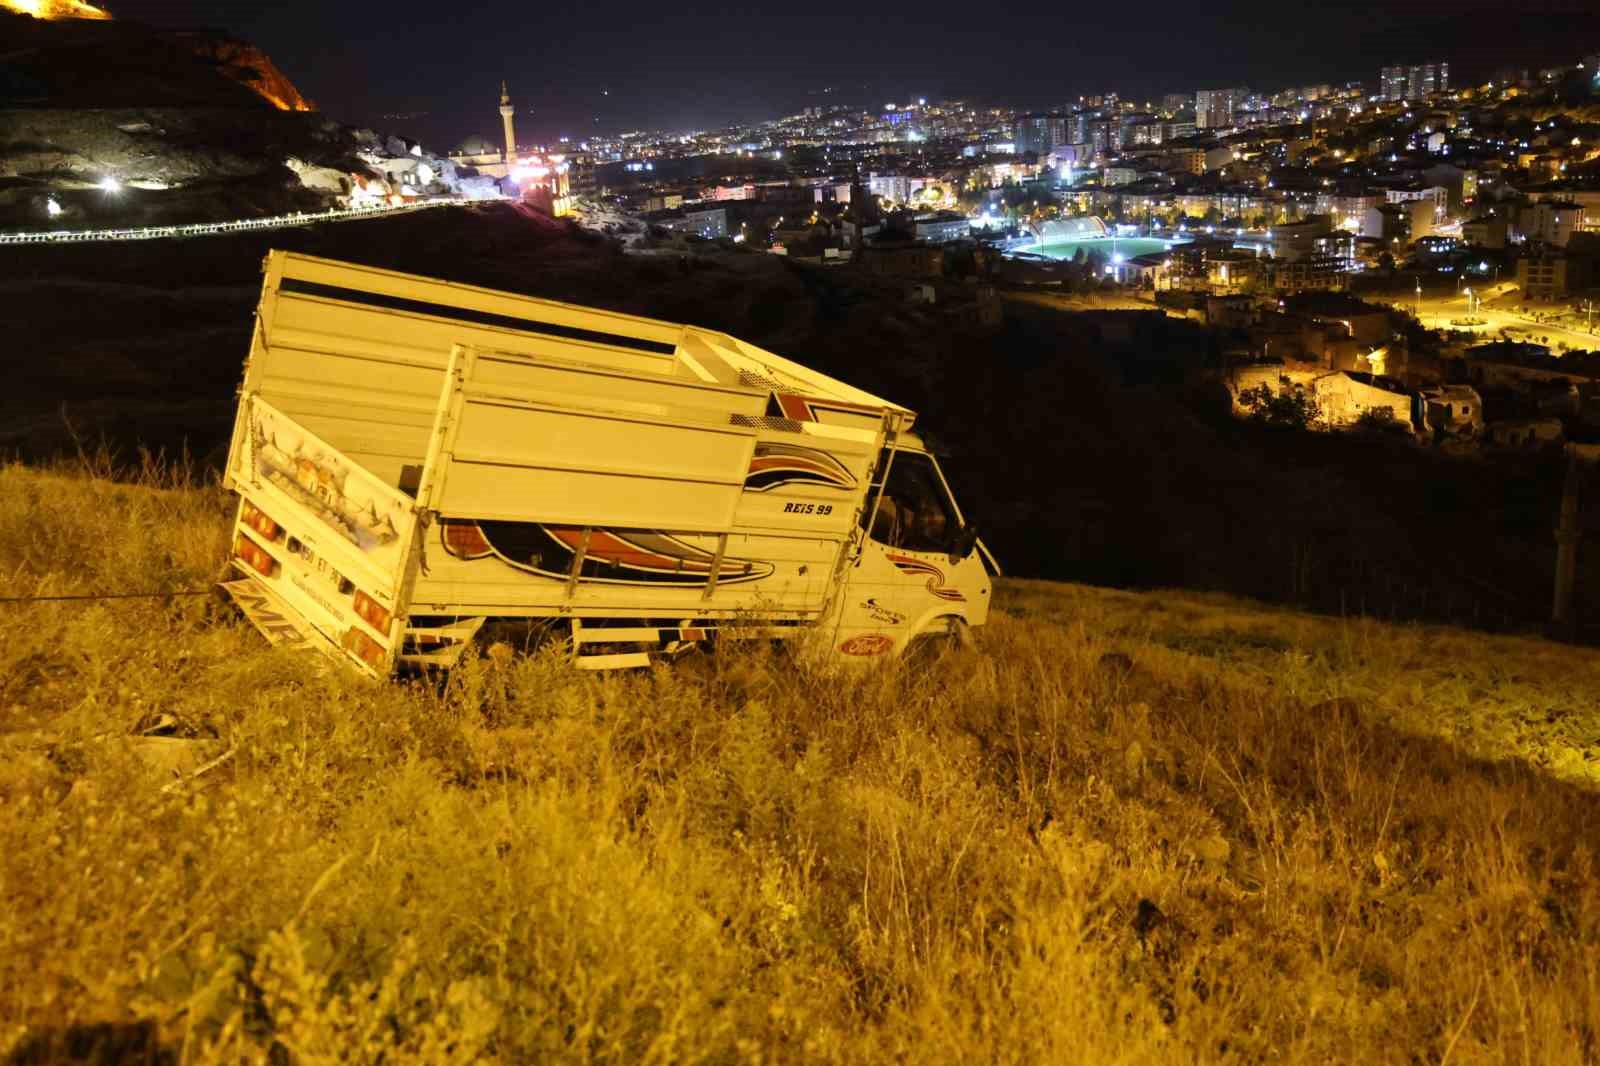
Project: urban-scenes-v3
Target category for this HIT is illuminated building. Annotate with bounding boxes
[912,212,970,243]
[1462,215,1508,249]
[446,85,522,178]
[1517,235,1600,298]
[567,157,598,198]
[1380,62,1449,102]
[1205,249,1263,293]
[1383,184,1447,213]
[1013,114,1067,157]
[649,206,728,240]
[449,135,507,178]
[1312,192,1383,238]
[1269,215,1338,261]
[868,173,925,206]
[1267,255,1351,293]
[1160,93,1193,117]
[1165,117,1197,140]
[1088,118,1117,157]
[1195,88,1244,130]
[512,156,572,217]
[1521,201,1584,247]
[1380,66,1406,101]
[1410,62,1448,99]
[1124,116,1161,146]
[444,83,569,213]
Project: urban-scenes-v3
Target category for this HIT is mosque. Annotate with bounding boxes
[448,82,572,216]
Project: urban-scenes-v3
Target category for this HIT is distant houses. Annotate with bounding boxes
[1219,293,1600,451]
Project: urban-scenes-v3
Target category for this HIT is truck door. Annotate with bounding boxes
[830,448,991,659]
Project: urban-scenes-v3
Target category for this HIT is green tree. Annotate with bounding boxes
[956,186,988,213]
[1237,383,1320,429]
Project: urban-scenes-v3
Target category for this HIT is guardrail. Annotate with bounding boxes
[0,198,482,246]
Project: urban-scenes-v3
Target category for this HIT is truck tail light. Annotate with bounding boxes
[442,520,491,557]
[235,533,279,577]
[353,590,392,633]
[342,627,386,669]
[241,501,282,541]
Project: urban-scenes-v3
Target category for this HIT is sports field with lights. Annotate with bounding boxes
[1026,236,1179,261]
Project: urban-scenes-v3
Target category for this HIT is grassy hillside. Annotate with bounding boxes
[1,462,1597,1064]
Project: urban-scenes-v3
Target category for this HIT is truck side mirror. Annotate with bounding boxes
[948,524,980,564]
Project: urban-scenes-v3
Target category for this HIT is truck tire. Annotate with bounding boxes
[905,617,972,664]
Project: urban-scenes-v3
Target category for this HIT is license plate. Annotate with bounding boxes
[283,534,352,595]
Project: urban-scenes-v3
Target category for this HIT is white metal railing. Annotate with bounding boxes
[0,198,484,246]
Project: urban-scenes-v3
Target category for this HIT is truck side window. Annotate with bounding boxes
[865,451,959,553]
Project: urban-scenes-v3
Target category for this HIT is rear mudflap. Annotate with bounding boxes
[219,573,343,659]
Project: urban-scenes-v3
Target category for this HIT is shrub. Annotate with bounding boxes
[1237,382,1321,429]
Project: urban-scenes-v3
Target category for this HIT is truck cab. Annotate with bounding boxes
[830,441,992,658]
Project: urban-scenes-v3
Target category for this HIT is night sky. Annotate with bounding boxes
[108,0,1599,151]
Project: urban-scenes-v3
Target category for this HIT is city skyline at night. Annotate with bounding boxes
[90,0,1600,148]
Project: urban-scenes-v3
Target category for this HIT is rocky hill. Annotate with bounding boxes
[0,9,364,229]
[0,9,311,110]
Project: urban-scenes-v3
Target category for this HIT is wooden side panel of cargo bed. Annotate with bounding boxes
[428,347,764,533]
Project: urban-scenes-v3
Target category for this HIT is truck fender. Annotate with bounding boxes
[902,609,972,655]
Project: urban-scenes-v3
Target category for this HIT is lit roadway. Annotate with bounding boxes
[0,198,481,246]
[1381,283,1600,352]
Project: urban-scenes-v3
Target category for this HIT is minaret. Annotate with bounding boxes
[499,81,517,164]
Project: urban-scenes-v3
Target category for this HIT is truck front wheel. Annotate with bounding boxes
[904,617,973,663]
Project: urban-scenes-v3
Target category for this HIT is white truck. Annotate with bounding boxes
[220,250,995,675]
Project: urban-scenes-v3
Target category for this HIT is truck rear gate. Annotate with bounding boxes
[224,395,436,676]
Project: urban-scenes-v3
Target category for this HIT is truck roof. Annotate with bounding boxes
[260,250,914,425]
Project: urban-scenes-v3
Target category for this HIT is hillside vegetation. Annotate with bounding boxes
[1,461,1598,1064]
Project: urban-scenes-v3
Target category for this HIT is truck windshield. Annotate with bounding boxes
[866,450,960,553]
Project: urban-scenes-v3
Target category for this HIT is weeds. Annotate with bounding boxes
[1,464,1597,1063]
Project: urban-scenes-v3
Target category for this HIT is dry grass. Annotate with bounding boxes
[1004,581,1600,789]
[1,463,1597,1064]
